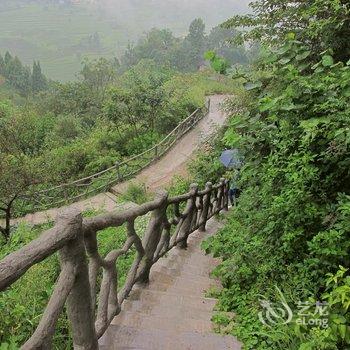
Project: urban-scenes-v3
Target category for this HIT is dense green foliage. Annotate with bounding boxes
[6,1,350,349]
[204,51,230,75]
[183,1,350,349]
[224,0,350,62]
[0,52,47,96]
[0,55,237,236]
[121,20,250,73]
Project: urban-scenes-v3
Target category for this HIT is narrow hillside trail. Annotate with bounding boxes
[11,95,229,226]
[100,217,241,350]
[113,94,229,193]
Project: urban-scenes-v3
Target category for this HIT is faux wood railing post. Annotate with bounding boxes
[115,161,121,181]
[58,209,98,350]
[223,179,229,211]
[178,183,198,249]
[217,178,226,212]
[137,190,168,284]
[198,182,212,232]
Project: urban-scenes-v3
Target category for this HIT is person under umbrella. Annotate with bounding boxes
[219,149,243,206]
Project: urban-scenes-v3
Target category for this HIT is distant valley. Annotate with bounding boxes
[0,0,249,80]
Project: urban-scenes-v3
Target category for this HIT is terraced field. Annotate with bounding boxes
[0,3,123,80]
[0,1,249,81]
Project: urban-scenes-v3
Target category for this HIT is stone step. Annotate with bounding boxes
[151,264,214,279]
[105,192,118,202]
[151,265,213,280]
[162,250,219,267]
[167,244,218,259]
[154,258,217,276]
[149,270,215,286]
[121,299,215,321]
[134,280,214,297]
[128,289,218,311]
[111,311,213,333]
[143,278,220,295]
[99,325,241,350]
[153,254,216,271]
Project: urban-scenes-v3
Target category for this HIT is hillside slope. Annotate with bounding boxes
[8,95,228,226]
[0,0,249,80]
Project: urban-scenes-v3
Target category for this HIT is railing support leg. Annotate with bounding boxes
[178,184,198,249]
[199,182,212,232]
[115,162,121,182]
[223,179,229,211]
[137,190,168,284]
[58,209,98,350]
[217,178,226,212]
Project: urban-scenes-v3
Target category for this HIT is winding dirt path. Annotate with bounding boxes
[113,94,228,193]
[11,95,229,226]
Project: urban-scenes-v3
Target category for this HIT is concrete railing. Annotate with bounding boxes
[17,102,210,215]
[0,178,229,349]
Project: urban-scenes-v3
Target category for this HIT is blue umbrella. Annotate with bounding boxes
[220,149,243,169]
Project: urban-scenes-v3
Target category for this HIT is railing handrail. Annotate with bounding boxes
[16,100,210,215]
[34,105,207,193]
[0,177,229,349]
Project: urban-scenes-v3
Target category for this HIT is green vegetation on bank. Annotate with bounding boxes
[180,1,350,349]
[0,17,249,238]
[0,57,237,238]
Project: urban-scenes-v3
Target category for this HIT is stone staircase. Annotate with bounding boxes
[99,218,241,350]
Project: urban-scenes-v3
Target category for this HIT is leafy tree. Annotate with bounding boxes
[204,51,230,75]
[122,42,139,68]
[104,60,172,136]
[0,52,48,95]
[6,57,31,96]
[121,29,178,70]
[0,108,43,239]
[80,57,119,96]
[38,81,101,121]
[0,155,38,241]
[4,51,12,66]
[90,32,101,50]
[207,26,249,65]
[224,0,350,63]
[0,54,5,76]
[182,18,206,71]
[32,61,47,93]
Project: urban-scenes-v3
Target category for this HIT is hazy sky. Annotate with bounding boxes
[99,0,251,35]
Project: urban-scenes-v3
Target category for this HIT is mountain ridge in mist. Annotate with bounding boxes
[0,0,250,80]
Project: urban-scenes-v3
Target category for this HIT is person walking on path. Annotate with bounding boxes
[229,169,240,206]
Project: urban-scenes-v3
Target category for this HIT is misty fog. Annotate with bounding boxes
[0,0,250,80]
